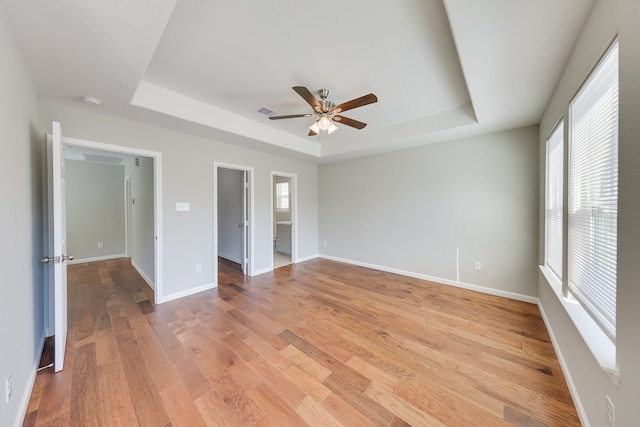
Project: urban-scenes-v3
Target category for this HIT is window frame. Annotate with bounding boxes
[539,37,619,384]
[567,38,619,344]
[276,181,290,213]
[544,119,564,282]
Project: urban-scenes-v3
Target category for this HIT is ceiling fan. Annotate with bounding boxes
[269,86,378,136]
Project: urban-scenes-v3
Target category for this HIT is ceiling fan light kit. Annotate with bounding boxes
[318,114,332,130]
[269,86,377,137]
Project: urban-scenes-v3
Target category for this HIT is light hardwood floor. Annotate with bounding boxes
[24,257,580,426]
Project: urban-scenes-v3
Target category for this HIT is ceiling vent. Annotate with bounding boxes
[257,106,278,116]
[83,154,123,165]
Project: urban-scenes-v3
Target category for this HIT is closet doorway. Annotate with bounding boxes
[214,162,253,283]
[272,172,297,269]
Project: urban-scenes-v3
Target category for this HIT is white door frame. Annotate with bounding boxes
[241,170,249,275]
[55,135,164,303]
[124,174,132,257]
[214,162,254,284]
[271,171,298,267]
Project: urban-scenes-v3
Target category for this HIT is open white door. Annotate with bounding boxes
[43,121,70,372]
[240,171,249,275]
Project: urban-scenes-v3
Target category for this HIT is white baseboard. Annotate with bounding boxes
[318,254,538,304]
[14,331,46,427]
[252,266,272,276]
[537,302,589,427]
[131,260,155,290]
[296,253,319,263]
[219,253,241,264]
[159,282,216,304]
[67,253,127,265]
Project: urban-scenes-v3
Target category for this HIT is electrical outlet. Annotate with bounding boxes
[98,242,104,249]
[195,263,202,272]
[323,240,327,247]
[606,395,615,427]
[5,374,11,403]
[474,261,482,271]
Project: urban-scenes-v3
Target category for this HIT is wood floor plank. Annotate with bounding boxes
[69,343,103,426]
[365,382,445,427]
[280,344,331,382]
[282,363,332,402]
[295,395,344,427]
[159,383,208,427]
[244,356,307,409]
[320,392,378,427]
[114,320,170,427]
[210,370,265,426]
[246,382,308,426]
[322,373,394,426]
[25,257,580,427]
[194,387,245,427]
[98,361,139,427]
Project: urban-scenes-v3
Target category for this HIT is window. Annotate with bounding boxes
[545,121,564,280]
[568,40,618,342]
[276,181,289,211]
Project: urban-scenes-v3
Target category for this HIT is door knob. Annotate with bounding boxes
[41,254,74,264]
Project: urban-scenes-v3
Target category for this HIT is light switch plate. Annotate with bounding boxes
[176,202,190,212]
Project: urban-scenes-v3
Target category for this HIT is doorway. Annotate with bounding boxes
[214,162,253,285]
[48,133,163,303]
[44,123,163,371]
[272,171,297,269]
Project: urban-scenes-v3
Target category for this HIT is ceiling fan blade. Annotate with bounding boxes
[333,115,367,129]
[292,86,322,111]
[333,93,378,114]
[268,113,314,120]
[308,129,318,136]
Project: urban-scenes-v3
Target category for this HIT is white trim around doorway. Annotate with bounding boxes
[62,136,164,304]
[271,171,298,269]
[213,162,255,286]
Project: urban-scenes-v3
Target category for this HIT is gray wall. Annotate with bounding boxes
[39,100,319,298]
[65,160,125,261]
[130,155,155,285]
[218,168,243,263]
[538,0,640,425]
[319,126,539,298]
[0,3,44,426]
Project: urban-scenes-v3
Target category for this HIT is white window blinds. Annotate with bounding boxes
[545,121,564,280]
[568,40,618,342]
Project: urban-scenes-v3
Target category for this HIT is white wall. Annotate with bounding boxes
[66,160,126,261]
[538,0,640,425]
[218,168,243,263]
[0,3,44,426]
[319,126,539,298]
[39,100,319,299]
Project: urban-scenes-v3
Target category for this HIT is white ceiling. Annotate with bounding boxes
[3,0,594,163]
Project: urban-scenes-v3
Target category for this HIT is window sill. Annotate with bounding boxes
[539,265,619,385]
